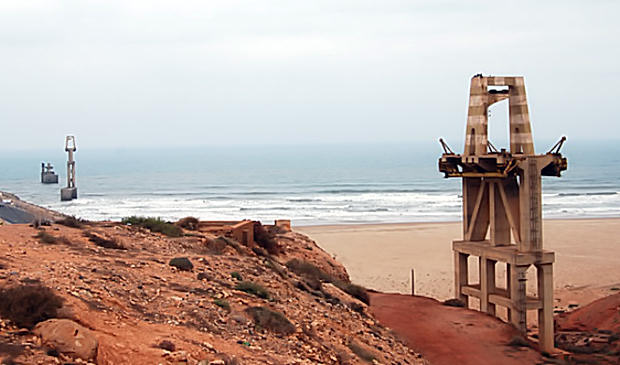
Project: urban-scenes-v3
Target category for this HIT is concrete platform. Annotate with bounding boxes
[60,187,77,201]
[453,240,555,265]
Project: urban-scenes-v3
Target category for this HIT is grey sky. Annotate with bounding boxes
[1,0,618,150]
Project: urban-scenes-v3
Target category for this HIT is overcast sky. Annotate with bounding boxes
[0,0,618,150]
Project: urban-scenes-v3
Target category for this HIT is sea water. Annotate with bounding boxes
[0,141,619,225]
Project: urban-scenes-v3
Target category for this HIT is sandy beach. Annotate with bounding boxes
[297,218,620,307]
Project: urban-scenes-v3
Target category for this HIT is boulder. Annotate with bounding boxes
[169,257,193,271]
[33,319,98,360]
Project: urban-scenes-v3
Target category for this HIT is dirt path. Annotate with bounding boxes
[369,292,544,365]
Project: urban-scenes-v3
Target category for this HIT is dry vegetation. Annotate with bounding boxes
[253,222,282,255]
[347,339,379,363]
[213,298,231,311]
[34,230,58,244]
[286,258,370,304]
[83,231,126,250]
[0,284,63,329]
[176,216,199,230]
[55,216,87,228]
[245,306,295,335]
[33,231,72,246]
[443,298,465,307]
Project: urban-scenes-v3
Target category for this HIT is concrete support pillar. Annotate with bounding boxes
[507,263,512,321]
[509,264,528,332]
[519,160,542,252]
[480,257,487,312]
[480,258,496,315]
[537,263,554,352]
[454,252,468,304]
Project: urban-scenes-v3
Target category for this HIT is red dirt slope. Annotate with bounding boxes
[369,292,544,365]
[556,292,620,333]
[554,292,620,363]
[0,222,425,364]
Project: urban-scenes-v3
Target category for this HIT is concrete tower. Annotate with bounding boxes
[60,136,78,201]
[438,75,567,352]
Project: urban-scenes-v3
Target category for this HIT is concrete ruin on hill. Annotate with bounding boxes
[197,219,291,247]
[438,75,567,352]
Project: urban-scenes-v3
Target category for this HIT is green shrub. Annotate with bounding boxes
[235,281,270,299]
[121,216,183,237]
[245,306,295,335]
[213,298,231,311]
[231,272,243,281]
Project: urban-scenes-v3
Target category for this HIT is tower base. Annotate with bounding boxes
[453,240,554,352]
[60,187,77,201]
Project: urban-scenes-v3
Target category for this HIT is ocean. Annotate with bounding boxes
[1,141,619,225]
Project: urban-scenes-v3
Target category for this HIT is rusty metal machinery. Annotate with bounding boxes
[438,75,567,352]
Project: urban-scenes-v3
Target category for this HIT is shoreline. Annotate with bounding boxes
[294,216,620,229]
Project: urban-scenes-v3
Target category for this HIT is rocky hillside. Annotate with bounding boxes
[0,218,427,364]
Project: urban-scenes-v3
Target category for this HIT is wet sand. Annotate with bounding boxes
[297,218,620,307]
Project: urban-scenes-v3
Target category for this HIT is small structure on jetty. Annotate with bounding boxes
[60,136,78,201]
[40,162,59,184]
[438,75,567,352]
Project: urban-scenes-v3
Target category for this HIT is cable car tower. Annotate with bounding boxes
[438,75,567,352]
